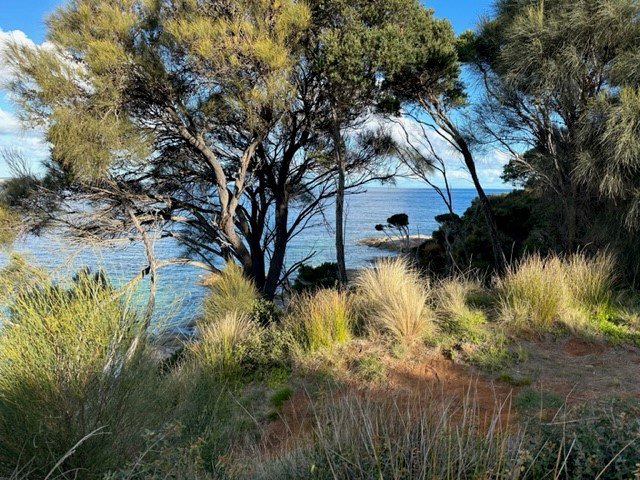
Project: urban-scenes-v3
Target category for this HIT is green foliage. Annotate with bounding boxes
[270,387,293,410]
[292,262,339,292]
[527,399,640,479]
[0,266,159,477]
[0,203,18,247]
[285,289,351,352]
[201,263,259,324]
[435,276,487,342]
[466,331,525,373]
[355,353,387,383]
[422,190,561,275]
[514,388,563,413]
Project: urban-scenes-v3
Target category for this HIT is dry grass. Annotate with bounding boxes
[497,253,617,333]
[285,289,351,352]
[252,388,525,479]
[355,257,434,343]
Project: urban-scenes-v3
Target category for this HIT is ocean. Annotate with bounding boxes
[1,187,508,326]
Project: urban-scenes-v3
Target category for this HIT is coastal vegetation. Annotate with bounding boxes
[1,0,640,478]
[0,256,639,477]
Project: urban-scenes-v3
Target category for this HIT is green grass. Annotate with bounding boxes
[435,275,487,342]
[514,388,563,412]
[497,253,619,336]
[201,262,259,324]
[355,353,387,382]
[270,387,293,409]
[285,288,351,352]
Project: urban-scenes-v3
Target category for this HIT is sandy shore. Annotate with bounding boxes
[356,234,431,251]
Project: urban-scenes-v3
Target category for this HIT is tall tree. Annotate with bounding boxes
[3,0,320,298]
[382,3,508,271]
[471,0,640,253]
[307,0,411,285]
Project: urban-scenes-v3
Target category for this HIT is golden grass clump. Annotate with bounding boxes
[355,257,434,343]
[285,288,351,352]
[497,252,617,332]
[191,311,260,376]
[201,262,259,323]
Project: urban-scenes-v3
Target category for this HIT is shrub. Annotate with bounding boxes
[0,268,159,478]
[527,399,640,479]
[292,262,340,292]
[201,262,259,323]
[355,258,434,343]
[435,276,487,341]
[285,289,351,352]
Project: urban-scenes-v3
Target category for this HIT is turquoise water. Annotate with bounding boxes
[1,187,508,325]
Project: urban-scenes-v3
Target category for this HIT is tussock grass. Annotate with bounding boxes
[355,257,434,343]
[496,252,617,333]
[285,288,351,352]
[0,264,160,478]
[435,275,487,340]
[497,254,566,330]
[190,311,261,378]
[201,262,259,323]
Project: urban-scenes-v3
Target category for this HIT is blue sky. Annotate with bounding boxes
[0,0,506,187]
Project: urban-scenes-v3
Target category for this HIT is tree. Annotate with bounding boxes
[471,0,640,252]
[307,0,415,285]
[3,0,324,299]
[381,3,508,272]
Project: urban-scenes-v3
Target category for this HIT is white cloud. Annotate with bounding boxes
[355,113,510,189]
[0,29,50,178]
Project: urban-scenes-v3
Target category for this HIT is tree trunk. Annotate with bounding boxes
[264,196,290,299]
[332,111,348,286]
[459,142,507,273]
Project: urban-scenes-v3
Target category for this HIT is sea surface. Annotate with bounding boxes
[0,187,508,327]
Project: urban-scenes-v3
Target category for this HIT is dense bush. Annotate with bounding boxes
[0,265,160,477]
[419,190,562,274]
[292,262,339,292]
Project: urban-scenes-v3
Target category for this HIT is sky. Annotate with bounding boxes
[0,0,507,188]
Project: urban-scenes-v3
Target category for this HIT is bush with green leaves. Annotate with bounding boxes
[527,399,640,479]
[292,262,339,292]
[0,262,160,478]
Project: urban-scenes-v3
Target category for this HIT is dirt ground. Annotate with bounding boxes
[258,335,640,456]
